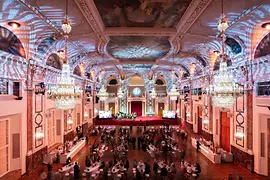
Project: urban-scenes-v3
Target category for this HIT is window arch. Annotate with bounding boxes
[73,65,82,76]
[225,37,242,54]
[0,26,25,57]
[156,79,165,85]
[108,79,118,85]
[37,37,55,54]
[46,53,62,70]
[254,33,270,59]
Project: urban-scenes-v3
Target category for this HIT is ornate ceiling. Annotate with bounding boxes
[0,0,269,82]
[107,36,171,61]
[94,0,192,28]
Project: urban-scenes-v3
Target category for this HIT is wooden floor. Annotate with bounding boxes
[20,126,267,180]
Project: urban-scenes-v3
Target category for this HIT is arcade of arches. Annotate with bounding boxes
[0,0,270,179]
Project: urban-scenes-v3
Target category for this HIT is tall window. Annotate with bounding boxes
[0,120,9,177]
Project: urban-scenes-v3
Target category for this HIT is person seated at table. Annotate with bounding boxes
[124,159,129,171]
[161,165,167,179]
[74,162,80,180]
[186,164,192,176]
[133,159,137,168]
[136,169,142,180]
[85,155,91,167]
[153,159,158,174]
[109,161,113,169]
[66,157,72,165]
[144,162,150,176]
[100,161,105,169]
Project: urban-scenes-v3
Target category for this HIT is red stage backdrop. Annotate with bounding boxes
[131,101,142,116]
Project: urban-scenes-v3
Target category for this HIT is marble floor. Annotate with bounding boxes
[20,126,267,180]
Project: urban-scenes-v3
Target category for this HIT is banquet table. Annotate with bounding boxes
[85,163,100,174]
[112,163,123,174]
[59,163,75,173]
[158,162,170,171]
[148,144,156,151]
[191,138,221,164]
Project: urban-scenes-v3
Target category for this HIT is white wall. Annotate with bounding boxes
[253,96,270,176]
[0,93,27,175]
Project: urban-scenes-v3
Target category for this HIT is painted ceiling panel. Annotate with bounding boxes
[107,36,171,61]
[94,0,191,28]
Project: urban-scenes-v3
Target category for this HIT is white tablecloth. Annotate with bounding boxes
[85,163,100,174]
[59,163,75,173]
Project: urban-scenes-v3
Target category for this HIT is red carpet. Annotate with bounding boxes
[95,116,179,126]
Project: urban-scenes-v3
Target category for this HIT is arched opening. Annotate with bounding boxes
[254,32,270,58]
[46,53,62,70]
[0,26,26,57]
[156,79,165,85]
[108,79,118,85]
[37,37,55,54]
[225,37,242,54]
[73,65,82,76]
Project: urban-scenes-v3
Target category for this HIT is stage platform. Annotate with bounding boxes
[95,116,179,126]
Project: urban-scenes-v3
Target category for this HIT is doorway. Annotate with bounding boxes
[158,103,164,117]
[197,106,203,135]
[220,112,231,152]
[109,103,115,115]
[131,101,142,116]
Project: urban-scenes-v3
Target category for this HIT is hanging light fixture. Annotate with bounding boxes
[47,0,81,110]
[206,0,242,108]
[97,85,109,101]
[117,87,124,98]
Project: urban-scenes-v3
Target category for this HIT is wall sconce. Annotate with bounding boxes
[261,22,270,31]
[235,132,244,138]
[203,119,209,124]
[35,131,45,140]
[8,21,21,28]
[67,115,73,124]
[84,111,89,118]
[186,113,190,117]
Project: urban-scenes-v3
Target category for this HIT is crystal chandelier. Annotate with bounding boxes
[97,85,108,101]
[168,84,179,101]
[47,0,81,110]
[206,0,242,107]
[117,87,124,98]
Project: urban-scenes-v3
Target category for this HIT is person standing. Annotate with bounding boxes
[74,162,80,180]
[196,139,200,152]
[138,136,141,150]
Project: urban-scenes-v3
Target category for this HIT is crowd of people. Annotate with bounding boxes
[115,112,138,120]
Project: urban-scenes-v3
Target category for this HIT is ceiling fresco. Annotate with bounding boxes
[122,64,152,69]
[94,0,191,28]
[107,36,171,61]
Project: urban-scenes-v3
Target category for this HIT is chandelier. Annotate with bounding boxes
[168,84,179,101]
[206,0,242,107]
[97,85,108,101]
[150,88,157,99]
[47,0,81,110]
[117,87,124,98]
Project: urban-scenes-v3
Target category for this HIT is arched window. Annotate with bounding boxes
[73,65,82,76]
[156,79,164,85]
[37,37,55,54]
[254,33,270,58]
[225,37,242,54]
[46,53,62,70]
[108,79,118,85]
[0,26,25,57]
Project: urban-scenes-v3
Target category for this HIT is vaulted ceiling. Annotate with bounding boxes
[0,0,269,81]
